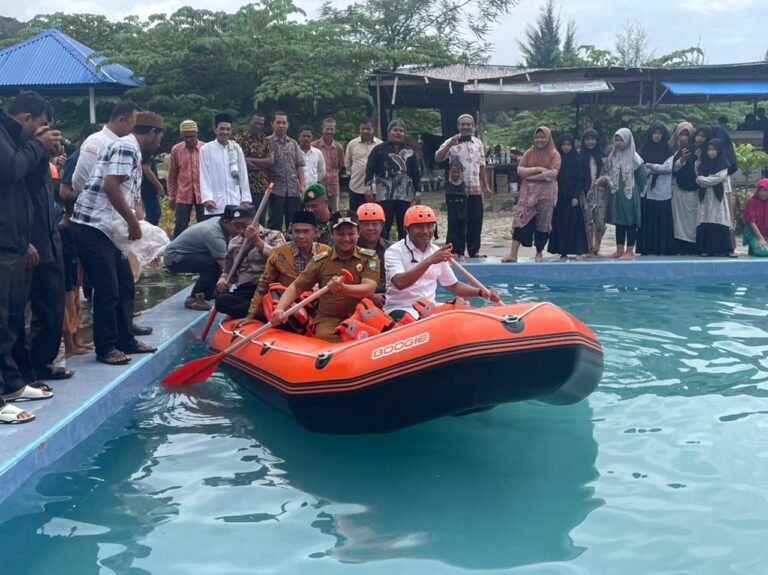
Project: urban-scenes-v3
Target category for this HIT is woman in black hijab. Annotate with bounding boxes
[637,122,676,255]
[549,134,588,259]
[579,129,606,256]
[695,138,734,256]
[669,122,699,254]
[708,124,739,254]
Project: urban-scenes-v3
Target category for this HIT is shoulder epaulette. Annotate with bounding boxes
[313,251,330,262]
[359,247,376,257]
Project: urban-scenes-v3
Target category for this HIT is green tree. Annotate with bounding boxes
[518,0,562,68]
[614,20,651,67]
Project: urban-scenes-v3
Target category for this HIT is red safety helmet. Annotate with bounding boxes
[404,205,437,228]
[357,202,385,222]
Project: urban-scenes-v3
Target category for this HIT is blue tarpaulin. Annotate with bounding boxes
[661,80,768,96]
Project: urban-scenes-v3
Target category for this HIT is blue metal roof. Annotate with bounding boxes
[661,80,768,96]
[0,28,143,91]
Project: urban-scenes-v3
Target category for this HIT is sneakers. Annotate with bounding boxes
[185,293,212,311]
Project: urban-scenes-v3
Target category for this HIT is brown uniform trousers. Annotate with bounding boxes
[292,246,380,342]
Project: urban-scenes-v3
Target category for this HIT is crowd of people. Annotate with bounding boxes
[3,89,768,424]
[501,121,768,262]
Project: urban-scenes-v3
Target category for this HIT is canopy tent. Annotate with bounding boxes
[369,62,768,137]
[0,28,143,122]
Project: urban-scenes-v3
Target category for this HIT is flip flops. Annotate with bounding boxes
[96,350,132,366]
[119,341,157,355]
[0,402,35,424]
[1,382,53,403]
[38,366,74,380]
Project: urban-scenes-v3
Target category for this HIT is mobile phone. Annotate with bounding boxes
[458,135,472,143]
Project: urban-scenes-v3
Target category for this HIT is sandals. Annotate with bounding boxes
[97,350,132,366]
[2,382,54,402]
[38,366,74,380]
[0,402,35,424]
[119,341,157,355]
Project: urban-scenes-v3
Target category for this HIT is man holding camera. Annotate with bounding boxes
[435,114,493,259]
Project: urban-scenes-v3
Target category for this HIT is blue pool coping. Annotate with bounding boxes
[1,257,767,509]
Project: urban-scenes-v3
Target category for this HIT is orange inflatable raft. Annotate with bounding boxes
[209,302,603,434]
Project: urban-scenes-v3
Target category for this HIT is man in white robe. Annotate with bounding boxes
[200,113,250,218]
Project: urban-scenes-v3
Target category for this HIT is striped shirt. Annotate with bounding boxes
[72,134,143,238]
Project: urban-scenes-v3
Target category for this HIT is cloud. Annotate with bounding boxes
[679,0,757,14]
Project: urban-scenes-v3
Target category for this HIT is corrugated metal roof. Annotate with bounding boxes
[0,28,143,89]
[386,64,531,83]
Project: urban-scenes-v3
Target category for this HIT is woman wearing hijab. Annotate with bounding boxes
[637,122,675,255]
[549,134,588,259]
[742,178,768,256]
[669,122,700,254]
[596,128,647,260]
[708,124,739,255]
[503,126,561,263]
[580,129,607,256]
[695,138,733,257]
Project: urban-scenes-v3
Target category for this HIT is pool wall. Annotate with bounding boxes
[1,257,767,507]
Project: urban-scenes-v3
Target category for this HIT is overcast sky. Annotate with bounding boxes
[5,0,766,65]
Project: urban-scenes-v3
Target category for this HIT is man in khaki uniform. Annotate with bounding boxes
[237,211,331,323]
[272,210,379,342]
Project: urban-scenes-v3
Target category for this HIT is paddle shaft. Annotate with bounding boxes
[224,276,337,355]
[200,186,272,341]
[449,258,503,306]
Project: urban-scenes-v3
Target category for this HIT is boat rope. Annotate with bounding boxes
[214,302,555,359]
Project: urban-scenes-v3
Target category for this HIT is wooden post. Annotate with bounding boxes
[375,74,382,139]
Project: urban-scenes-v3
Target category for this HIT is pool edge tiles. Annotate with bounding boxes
[0,287,209,508]
[461,257,768,285]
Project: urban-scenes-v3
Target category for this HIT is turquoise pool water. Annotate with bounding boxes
[2,283,768,574]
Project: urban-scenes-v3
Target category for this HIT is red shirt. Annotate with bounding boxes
[311,138,344,197]
[167,140,204,204]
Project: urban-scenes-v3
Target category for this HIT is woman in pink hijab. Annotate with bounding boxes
[502,126,561,263]
[743,178,768,256]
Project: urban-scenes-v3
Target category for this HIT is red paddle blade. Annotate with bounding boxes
[162,351,226,387]
[199,308,218,341]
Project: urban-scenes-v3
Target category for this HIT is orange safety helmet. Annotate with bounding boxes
[404,205,437,228]
[49,162,60,180]
[357,202,385,222]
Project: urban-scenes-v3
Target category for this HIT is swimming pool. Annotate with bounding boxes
[2,282,767,574]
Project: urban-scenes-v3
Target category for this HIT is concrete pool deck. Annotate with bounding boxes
[1,257,767,508]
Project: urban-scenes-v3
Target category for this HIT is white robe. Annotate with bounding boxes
[200,140,250,215]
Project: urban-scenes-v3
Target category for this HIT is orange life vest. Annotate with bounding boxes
[262,283,316,335]
[335,298,397,341]
[412,298,471,319]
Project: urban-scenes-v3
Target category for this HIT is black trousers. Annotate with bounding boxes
[513,218,549,252]
[215,283,258,319]
[268,195,301,233]
[166,254,221,300]
[70,223,136,357]
[250,192,268,226]
[13,257,65,381]
[173,202,206,239]
[616,224,638,247]
[467,195,484,257]
[349,191,367,213]
[381,200,410,240]
[0,250,28,394]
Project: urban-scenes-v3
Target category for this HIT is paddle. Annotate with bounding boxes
[200,184,273,341]
[164,268,354,387]
[449,257,504,306]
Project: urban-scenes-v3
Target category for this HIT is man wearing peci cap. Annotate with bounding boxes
[302,183,333,246]
[164,205,254,311]
[213,214,285,319]
[271,210,379,342]
[71,111,165,366]
[200,113,250,219]
[236,210,332,325]
[167,120,206,238]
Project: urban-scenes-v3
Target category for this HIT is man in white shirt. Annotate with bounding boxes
[200,113,250,218]
[435,113,493,258]
[384,205,499,320]
[344,116,382,212]
[298,125,326,187]
[72,101,139,194]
